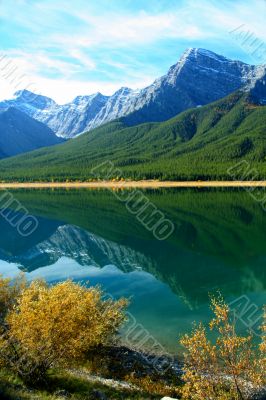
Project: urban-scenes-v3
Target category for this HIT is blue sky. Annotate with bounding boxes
[0,0,265,103]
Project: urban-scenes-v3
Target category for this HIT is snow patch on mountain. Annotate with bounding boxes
[9,224,155,272]
[1,48,265,138]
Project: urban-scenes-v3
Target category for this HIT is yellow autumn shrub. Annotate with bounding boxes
[180,296,266,400]
[0,278,127,385]
[259,306,266,378]
[0,274,26,323]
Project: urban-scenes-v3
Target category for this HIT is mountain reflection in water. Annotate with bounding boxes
[0,188,265,352]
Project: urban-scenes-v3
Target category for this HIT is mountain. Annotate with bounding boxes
[0,89,57,121]
[34,92,109,138]
[111,48,262,126]
[0,107,64,158]
[1,49,263,138]
[0,89,57,116]
[0,90,109,138]
[85,87,140,133]
[1,69,265,181]
[247,65,266,105]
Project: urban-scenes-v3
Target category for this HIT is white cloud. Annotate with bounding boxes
[50,10,207,51]
[1,0,265,103]
[0,72,154,104]
[186,0,266,41]
[0,49,100,103]
[67,49,96,70]
[26,75,154,104]
[45,0,266,51]
[0,50,71,79]
[0,48,158,103]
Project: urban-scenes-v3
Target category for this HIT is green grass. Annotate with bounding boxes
[0,369,162,399]
[0,91,265,181]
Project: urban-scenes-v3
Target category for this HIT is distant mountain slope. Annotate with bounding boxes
[0,90,57,116]
[0,149,7,158]
[1,48,264,138]
[33,92,109,138]
[0,107,63,158]
[0,74,265,181]
[0,90,110,138]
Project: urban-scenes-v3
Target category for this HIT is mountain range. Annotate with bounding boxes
[0,47,265,179]
[1,75,265,181]
[1,48,265,139]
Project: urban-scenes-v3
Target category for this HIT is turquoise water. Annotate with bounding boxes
[0,188,265,353]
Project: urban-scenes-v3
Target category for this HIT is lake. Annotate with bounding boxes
[0,188,265,354]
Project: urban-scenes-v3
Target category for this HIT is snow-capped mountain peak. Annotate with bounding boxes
[0,49,265,138]
[14,89,57,110]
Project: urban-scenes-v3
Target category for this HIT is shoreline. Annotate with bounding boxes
[0,180,266,189]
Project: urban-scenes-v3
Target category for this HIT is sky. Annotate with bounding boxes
[0,0,265,104]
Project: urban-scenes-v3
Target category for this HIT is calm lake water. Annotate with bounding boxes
[0,188,265,354]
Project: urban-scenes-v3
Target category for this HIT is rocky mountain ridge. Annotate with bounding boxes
[1,48,264,138]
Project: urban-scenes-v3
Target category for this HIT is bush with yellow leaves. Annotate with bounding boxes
[180,296,265,400]
[259,306,266,379]
[0,276,127,385]
[0,274,26,324]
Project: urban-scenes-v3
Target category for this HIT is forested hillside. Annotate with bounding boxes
[0,91,265,181]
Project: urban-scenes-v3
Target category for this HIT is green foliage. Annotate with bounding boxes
[0,368,160,399]
[0,92,266,181]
